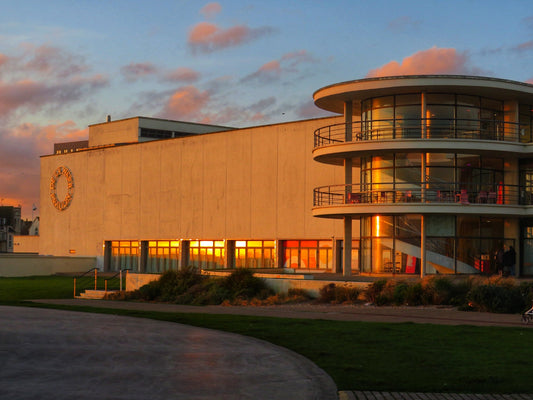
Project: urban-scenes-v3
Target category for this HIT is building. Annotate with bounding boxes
[39,75,533,277]
[0,206,21,253]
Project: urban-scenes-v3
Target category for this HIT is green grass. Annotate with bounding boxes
[2,275,533,393]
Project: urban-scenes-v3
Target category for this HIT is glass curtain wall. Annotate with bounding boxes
[361,153,504,204]
[362,93,504,140]
[361,216,509,274]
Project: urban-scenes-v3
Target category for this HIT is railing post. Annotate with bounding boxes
[105,280,108,292]
[94,268,97,290]
[120,269,123,291]
[73,278,76,298]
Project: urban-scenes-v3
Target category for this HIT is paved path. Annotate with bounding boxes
[0,305,337,400]
[27,300,533,399]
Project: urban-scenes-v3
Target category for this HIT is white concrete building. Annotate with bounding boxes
[40,75,533,277]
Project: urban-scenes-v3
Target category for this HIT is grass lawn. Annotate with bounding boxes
[1,275,533,393]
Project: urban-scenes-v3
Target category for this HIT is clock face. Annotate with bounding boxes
[49,166,74,211]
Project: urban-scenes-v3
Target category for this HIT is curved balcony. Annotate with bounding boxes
[313,182,532,218]
[314,118,525,148]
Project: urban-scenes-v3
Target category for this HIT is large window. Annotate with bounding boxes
[361,216,510,275]
[234,240,276,268]
[361,93,505,140]
[145,240,180,273]
[190,240,225,269]
[282,240,334,270]
[109,241,139,272]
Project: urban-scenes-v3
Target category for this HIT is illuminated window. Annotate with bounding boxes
[234,240,276,269]
[282,240,333,270]
[109,240,139,272]
[190,240,225,269]
[146,240,180,273]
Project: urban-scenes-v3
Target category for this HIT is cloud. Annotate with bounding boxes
[366,46,481,77]
[388,16,421,32]
[188,21,274,53]
[0,121,88,216]
[0,46,108,123]
[120,62,158,81]
[527,78,533,84]
[160,85,210,120]
[0,74,107,120]
[200,2,222,19]
[242,50,316,84]
[512,40,533,53]
[297,100,336,119]
[162,67,200,83]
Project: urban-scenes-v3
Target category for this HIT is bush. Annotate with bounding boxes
[467,284,525,313]
[318,284,360,304]
[364,279,388,304]
[221,269,273,301]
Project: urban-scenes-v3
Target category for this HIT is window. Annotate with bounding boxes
[234,240,276,268]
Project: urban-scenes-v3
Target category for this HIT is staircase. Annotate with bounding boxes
[76,289,119,299]
[73,268,129,299]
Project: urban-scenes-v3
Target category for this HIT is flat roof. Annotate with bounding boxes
[314,75,533,113]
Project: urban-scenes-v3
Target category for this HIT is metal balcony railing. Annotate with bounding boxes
[314,118,528,148]
[313,182,533,207]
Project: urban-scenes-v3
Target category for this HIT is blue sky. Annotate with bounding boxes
[1,0,532,217]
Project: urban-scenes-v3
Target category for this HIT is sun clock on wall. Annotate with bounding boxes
[49,166,74,211]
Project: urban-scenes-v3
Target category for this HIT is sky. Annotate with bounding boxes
[1,0,532,219]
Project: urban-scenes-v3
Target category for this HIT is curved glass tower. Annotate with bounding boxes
[312,75,533,277]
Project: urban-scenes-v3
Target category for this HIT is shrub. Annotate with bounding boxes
[318,283,361,304]
[364,279,388,304]
[467,284,525,313]
[405,282,424,306]
[221,269,273,301]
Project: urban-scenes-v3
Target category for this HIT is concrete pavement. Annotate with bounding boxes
[0,305,337,400]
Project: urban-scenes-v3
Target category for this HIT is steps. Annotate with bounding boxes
[76,290,119,299]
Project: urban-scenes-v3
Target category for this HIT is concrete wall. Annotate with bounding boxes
[0,254,96,277]
[13,235,39,253]
[126,271,370,298]
[88,118,139,147]
[40,116,345,257]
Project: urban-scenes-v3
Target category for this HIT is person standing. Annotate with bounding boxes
[503,245,516,277]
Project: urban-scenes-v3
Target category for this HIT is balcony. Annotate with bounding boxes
[314,118,526,148]
[313,182,533,217]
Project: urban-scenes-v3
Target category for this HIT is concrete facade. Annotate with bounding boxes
[40,116,346,268]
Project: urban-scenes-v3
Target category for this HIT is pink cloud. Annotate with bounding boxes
[188,22,273,53]
[0,121,88,217]
[527,78,533,84]
[512,40,533,52]
[160,85,210,120]
[120,62,158,81]
[163,67,200,83]
[366,46,478,77]
[242,50,315,83]
[200,2,222,18]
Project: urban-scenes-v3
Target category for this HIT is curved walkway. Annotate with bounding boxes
[0,305,337,400]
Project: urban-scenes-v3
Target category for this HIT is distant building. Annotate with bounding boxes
[0,206,21,252]
[39,76,533,277]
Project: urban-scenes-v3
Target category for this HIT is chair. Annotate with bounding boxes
[488,191,497,204]
[477,191,488,203]
[458,189,469,204]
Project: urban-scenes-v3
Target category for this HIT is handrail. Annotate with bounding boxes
[313,182,531,207]
[314,118,528,148]
[73,267,98,297]
[104,268,131,292]
[73,267,131,297]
